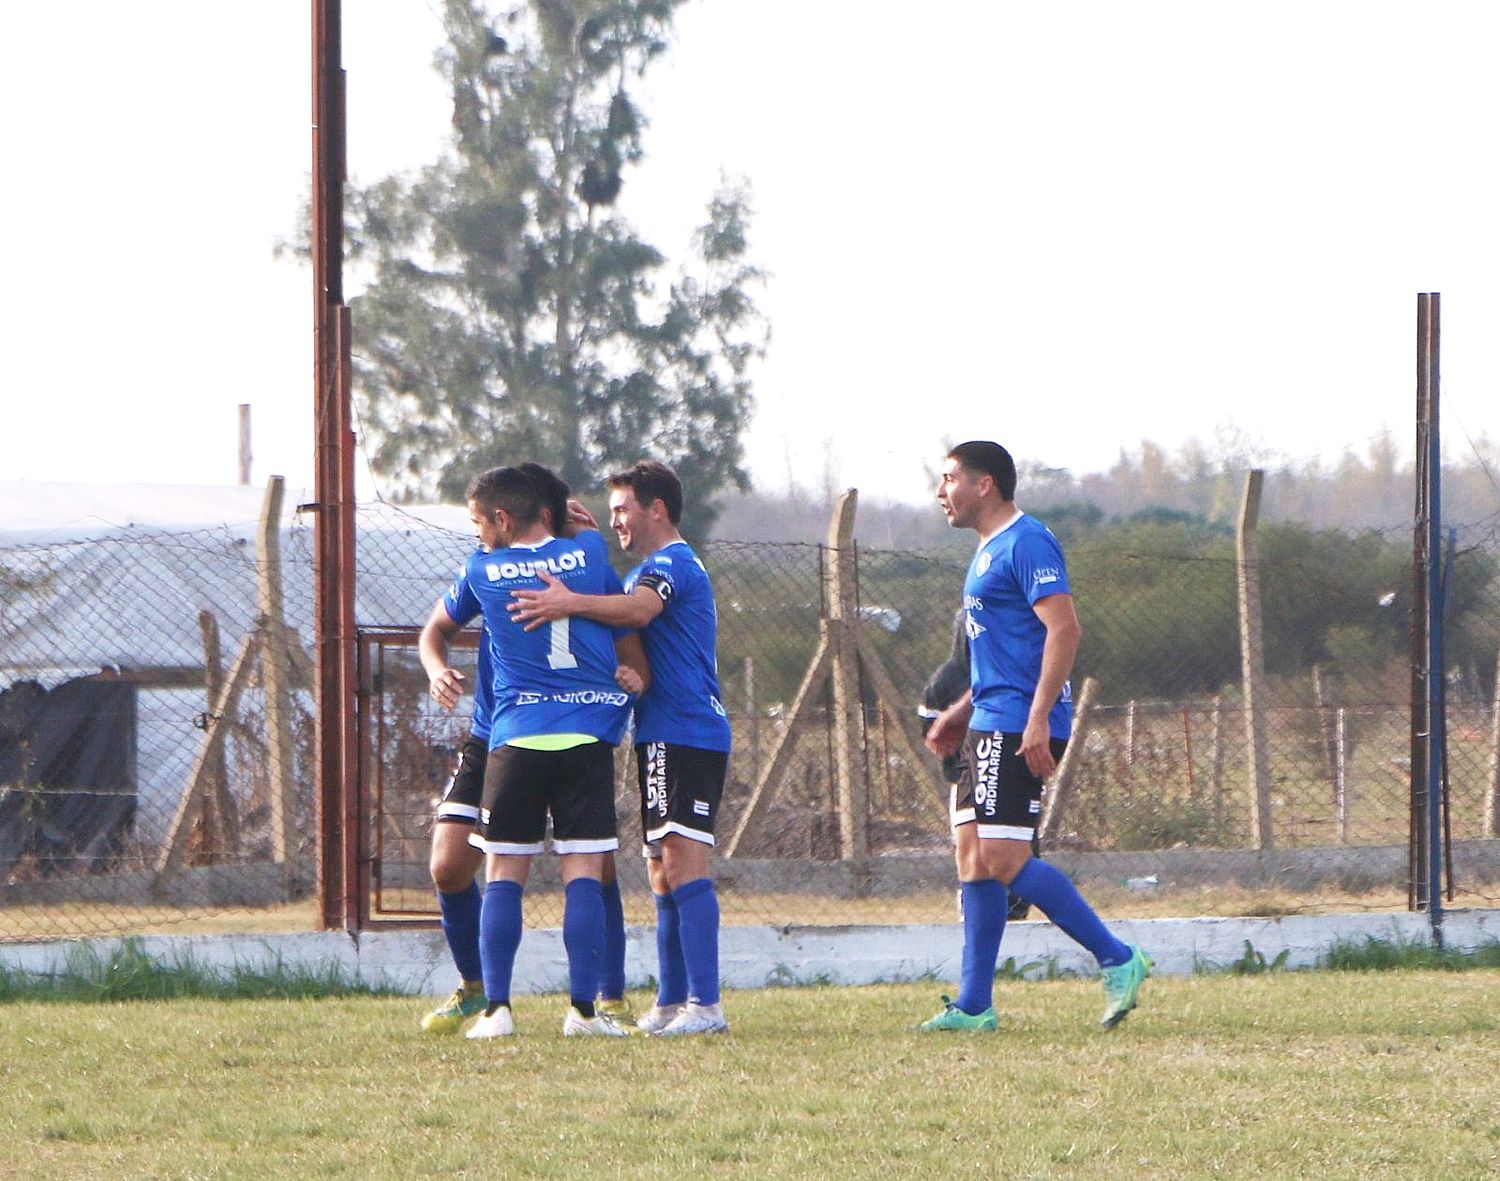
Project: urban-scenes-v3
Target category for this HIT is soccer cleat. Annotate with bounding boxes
[918,995,998,1033]
[1099,945,1152,1030]
[562,1007,632,1038]
[464,1004,515,1039]
[636,1002,685,1035]
[421,983,487,1034]
[596,997,637,1027]
[652,1001,729,1037]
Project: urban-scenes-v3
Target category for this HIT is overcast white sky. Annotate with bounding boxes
[3,1,1497,507]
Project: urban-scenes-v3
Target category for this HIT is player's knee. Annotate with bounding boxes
[981,841,1032,886]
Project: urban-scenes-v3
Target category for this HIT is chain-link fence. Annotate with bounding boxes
[4,493,1499,942]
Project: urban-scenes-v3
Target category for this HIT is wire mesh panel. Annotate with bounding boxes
[3,499,1499,941]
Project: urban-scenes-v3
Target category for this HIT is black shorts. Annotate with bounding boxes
[435,735,487,824]
[951,729,1068,840]
[636,742,728,852]
[472,741,619,856]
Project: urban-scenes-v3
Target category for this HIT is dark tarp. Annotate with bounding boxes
[0,678,137,877]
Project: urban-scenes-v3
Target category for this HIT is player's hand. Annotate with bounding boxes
[428,668,465,710]
[924,701,969,758]
[614,664,645,695]
[566,498,599,532]
[508,569,572,630]
[1018,715,1057,779]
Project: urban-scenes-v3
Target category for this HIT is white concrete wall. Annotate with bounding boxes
[5,909,1498,996]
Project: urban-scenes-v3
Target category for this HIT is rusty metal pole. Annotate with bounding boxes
[312,0,358,931]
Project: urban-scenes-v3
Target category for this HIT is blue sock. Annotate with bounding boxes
[437,880,483,985]
[1011,859,1131,967]
[479,880,524,1007]
[956,879,1006,1015]
[671,878,720,1007]
[599,879,627,1000]
[563,878,606,1011]
[653,891,688,1007]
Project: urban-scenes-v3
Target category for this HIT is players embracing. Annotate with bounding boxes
[511,460,732,1037]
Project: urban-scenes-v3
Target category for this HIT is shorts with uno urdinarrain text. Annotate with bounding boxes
[435,735,487,824]
[636,742,727,854]
[951,729,1068,840]
[472,741,618,855]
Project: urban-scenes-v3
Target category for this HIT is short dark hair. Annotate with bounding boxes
[607,459,683,524]
[465,466,542,528]
[517,462,570,534]
[947,441,1017,501]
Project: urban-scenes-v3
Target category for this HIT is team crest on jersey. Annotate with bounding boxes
[976,552,993,575]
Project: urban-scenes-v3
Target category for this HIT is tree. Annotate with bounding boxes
[347,0,765,537]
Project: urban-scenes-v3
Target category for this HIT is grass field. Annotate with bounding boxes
[3,970,1499,1180]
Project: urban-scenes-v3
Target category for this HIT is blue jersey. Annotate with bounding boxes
[625,541,732,752]
[963,512,1073,739]
[441,553,494,743]
[451,531,632,747]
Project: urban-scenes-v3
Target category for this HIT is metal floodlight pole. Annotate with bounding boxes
[312,0,359,932]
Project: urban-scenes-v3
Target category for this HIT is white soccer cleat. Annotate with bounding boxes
[635,1002,686,1034]
[464,1005,515,1039]
[651,1001,728,1037]
[562,1006,632,1037]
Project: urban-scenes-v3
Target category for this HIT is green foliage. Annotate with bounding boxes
[1226,940,1292,975]
[1111,794,1227,851]
[0,938,394,1002]
[347,0,766,538]
[1319,934,1500,973]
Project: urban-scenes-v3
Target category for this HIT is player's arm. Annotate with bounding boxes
[508,569,665,631]
[1019,593,1082,778]
[419,599,467,710]
[613,631,651,696]
[556,499,599,537]
[924,689,972,759]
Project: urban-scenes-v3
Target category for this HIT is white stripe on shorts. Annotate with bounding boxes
[975,822,1035,842]
[468,834,545,856]
[437,802,481,821]
[644,820,715,847]
[552,836,621,855]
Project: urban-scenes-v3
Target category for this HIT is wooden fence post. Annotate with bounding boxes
[258,476,298,874]
[1237,469,1274,850]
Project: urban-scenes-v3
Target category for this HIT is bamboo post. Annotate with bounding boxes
[1336,706,1349,844]
[1485,647,1500,838]
[744,656,761,788]
[258,476,298,872]
[1038,676,1099,841]
[1237,469,1274,849]
[1210,693,1226,836]
[155,624,263,879]
[195,610,241,857]
[824,490,866,863]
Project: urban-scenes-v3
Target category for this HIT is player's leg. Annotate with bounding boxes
[977,734,1150,1029]
[921,735,1002,1031]
[637,847,687,1033]
[595,852,631,1022]
[643,744,729,1037]
[551,743,630,1037]
[421,737,488,1033]
[466,746,546,1039]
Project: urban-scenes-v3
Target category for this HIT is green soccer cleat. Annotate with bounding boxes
[1099,945,1152,1030]
[595,997,641,1035]
[918,995,998,1033]
[420,983,487,1034]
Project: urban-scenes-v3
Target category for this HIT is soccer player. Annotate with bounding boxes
[421,465,647,1038]
[509,460,732,1037]
[417,468,632,1032]
[922,440,1151,1032]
